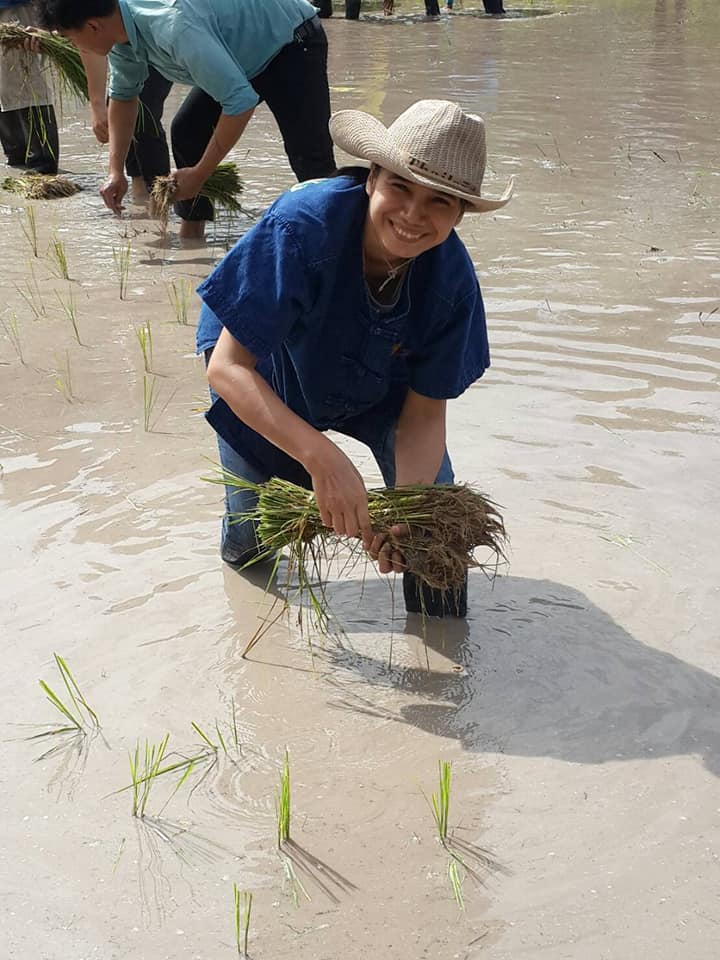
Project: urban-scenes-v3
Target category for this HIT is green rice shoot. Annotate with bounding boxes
[233,884,253,957]
[167,278,193,324]
[0,24,89,101]
[127,734,205,818]
[55,285,82,344]
[47,234,70,280]
[136,319,153,372]
[53,349,73,402]
[26,652,99,751]
[431,759,452,843]
[112,241,131,300]
[276,748,291,848]
[22,205,38,256]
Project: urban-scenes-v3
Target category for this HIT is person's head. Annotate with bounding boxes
[39,0,123,54]
[363,164,466,262]
[329,100,513,262]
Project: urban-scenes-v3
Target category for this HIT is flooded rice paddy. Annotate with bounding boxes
[2,1,719,958]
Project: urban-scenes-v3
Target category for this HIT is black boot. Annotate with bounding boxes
[482,0,506,13]
[0,109,29,165]
[403,571,468,618]
[345,0,361,19]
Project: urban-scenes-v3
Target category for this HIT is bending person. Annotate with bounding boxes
[197,100,513,617]
[39,0,336,238]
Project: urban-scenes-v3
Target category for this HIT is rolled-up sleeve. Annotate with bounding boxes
[197,214,310,360]
[172,27,258,114]
[107,46,148,100]
[409,284,490,399]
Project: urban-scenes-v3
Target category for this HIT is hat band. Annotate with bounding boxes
[405,154,478,194]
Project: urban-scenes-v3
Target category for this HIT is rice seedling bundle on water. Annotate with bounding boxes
[2,174,80,200]
[215,472,507,594]
[150,162,244,221]
[0,24,89,101]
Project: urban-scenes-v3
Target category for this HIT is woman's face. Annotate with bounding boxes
[364,168,464,264]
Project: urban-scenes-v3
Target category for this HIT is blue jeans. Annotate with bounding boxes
[212,393,454,566]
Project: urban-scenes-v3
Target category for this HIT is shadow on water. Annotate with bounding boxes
[319,574,720,776]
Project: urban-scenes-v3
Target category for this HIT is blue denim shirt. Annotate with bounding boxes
[108,0,317,112]
[196,174,490,478]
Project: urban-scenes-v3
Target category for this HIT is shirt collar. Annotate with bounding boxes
[117,0,138,52]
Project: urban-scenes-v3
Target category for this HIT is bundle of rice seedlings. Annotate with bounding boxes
[0,24,88,101]
[212,471,507,593]
[150,162,244,221]
[2,173,80,199]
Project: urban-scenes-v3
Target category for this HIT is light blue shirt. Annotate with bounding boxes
[108,0,318,113]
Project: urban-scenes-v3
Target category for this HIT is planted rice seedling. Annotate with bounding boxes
[136,319,153,372]
[276,748,291,848]
[128,735,197,818]
[25,653,100,759]
[22,205,38,257]
[167,278,193,324]
[55,285,82,344]
[53,350,74,402]
[15,262,46,319]
[47,234,70,279]
[430,759,452,844]
[1,313,24,364]
[142,374,176,432]
[113,241,132,299]
[233,884,253,957]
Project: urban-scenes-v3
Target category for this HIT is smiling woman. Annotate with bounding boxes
[197,99,513,619]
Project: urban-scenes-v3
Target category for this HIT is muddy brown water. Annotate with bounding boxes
[2,2,719,958]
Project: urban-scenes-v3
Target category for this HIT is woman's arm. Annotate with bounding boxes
[208,328,374,545]
[368,389,447,574]
[394,389,447,485]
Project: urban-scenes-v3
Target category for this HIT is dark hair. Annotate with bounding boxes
[39,0,117,30]
[329,165,371,183]
[331,164,468,213]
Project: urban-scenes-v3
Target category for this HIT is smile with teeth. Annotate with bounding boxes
[390,220,424,243]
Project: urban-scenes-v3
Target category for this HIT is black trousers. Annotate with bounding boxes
[0,104,59,174]
[170,17,335,221]
[126,66,172,189]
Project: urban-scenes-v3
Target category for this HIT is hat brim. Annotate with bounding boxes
[329,109,513,213]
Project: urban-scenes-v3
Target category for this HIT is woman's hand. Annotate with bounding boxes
[366,524,407,574]
[310,447,373,545]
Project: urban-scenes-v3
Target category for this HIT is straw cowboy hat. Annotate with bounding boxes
[329,99,513,213]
